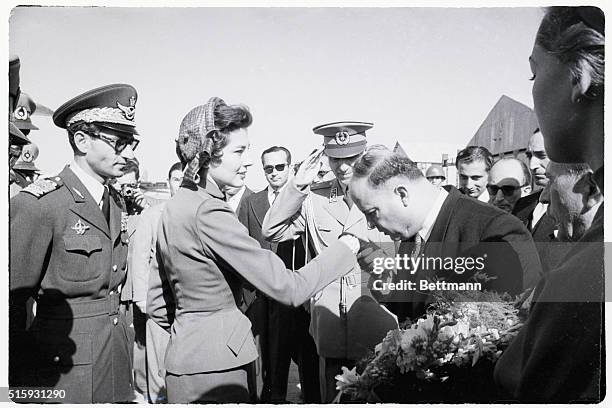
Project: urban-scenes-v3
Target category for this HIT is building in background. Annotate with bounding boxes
[466,95,539,161]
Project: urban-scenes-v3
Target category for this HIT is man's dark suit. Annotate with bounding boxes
[240,187,320,403]
[512,191,559,274]
[388,187,543,322]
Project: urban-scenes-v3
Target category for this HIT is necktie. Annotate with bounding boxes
[101,186,110,225]
[272,190,279,204]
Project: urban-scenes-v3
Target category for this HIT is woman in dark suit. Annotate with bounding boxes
[494,7,604,402]
[153,97,360,403]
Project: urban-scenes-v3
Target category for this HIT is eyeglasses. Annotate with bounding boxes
[94,134,140,154]
[263,163,288,174]
[486,184,525,197]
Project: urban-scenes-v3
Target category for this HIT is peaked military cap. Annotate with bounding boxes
[53,84,139,136]
[13,143,40,172]
[13,92,39,130]
[9,55,20,112]
[10,121,30,145]
[313,121,372,158]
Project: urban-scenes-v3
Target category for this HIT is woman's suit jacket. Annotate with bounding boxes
[152,179,356,375]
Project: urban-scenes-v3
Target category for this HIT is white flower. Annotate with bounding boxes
[335,366,359,391]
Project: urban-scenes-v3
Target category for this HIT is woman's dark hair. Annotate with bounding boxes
[203,102,253,166]
[536,6,604,98]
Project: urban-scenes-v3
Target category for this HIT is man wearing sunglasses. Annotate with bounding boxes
[10,84,140,402]
[487,157,532,213]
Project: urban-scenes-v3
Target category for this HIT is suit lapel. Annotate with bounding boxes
[427,187,461,244]
[252,189,270,227]
[344,204,366,234]
[109,189,123,243]
[322,181,349,226]
[62,167,110,238]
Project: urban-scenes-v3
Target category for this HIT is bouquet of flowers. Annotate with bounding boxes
[334,289,525,402]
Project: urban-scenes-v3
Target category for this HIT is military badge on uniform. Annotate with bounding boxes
[330,187,338,203]
[121,212,129,232]
[335,130,350,145]
[71,219,90,235]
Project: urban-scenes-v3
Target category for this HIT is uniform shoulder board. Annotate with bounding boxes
[310,179,334,191]
[21,176,63,198]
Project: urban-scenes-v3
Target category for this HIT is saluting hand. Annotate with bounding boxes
[294,147,325,189]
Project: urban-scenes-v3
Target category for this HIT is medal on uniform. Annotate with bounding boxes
[330,187,338,203]
[121,212,129,232]
[71,219,90,235]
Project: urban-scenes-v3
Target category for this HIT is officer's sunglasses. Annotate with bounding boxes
[94,134,140,154]
[264,163,288,174]
[486,184,525,197]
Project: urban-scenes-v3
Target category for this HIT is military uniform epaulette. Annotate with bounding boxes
[21,176,63,198]
[310,179,334,191]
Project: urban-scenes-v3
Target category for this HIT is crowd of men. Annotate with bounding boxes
[8,16,604,402]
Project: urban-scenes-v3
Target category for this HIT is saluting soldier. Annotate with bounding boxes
[9,84,140,403]
[261,122,399,402]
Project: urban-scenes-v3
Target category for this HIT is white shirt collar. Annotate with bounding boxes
[69,160,105,205]
[477,188,490,203]
[532,202,548,227]
[418,188,449,243]
[267,183,286,206]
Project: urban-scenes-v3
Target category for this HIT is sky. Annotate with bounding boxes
[9,5,545,191]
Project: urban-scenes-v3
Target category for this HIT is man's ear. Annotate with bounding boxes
[72,131,90,155]
[577,172,603,211]
[395,184,410,207]
[571,70,593,103]
[521,185,532,197]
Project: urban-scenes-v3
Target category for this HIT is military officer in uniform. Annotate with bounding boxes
[9,84,140,403]
[9,56,31,179]
[11,144,41,197]
[11,92,41,197]
[262,122,398,402]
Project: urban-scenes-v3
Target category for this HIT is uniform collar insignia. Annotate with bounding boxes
[121,211,129,232]
[72,187,84,199]
[329,186,338,203]
[72,219,90,235]
[116,96,136,120]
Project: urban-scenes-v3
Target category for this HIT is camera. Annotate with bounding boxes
[120,183,140,215]
[121,183,139,198]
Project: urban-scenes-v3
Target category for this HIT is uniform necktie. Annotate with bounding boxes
[101,185,110,225]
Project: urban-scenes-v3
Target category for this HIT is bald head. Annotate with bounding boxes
[488,158,531,212]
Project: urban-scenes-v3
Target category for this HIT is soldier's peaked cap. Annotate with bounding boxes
[313,121,372,159]
[53,84,139,136]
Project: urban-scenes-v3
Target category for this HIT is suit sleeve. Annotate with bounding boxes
[479,212,543,294]
[494,249,603,402]
[9,193,53,383]
[147,243,175,332]
[237,194,249,228]
[198,198,356,307]
[129,207,157,310]
[261,179,308,243]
